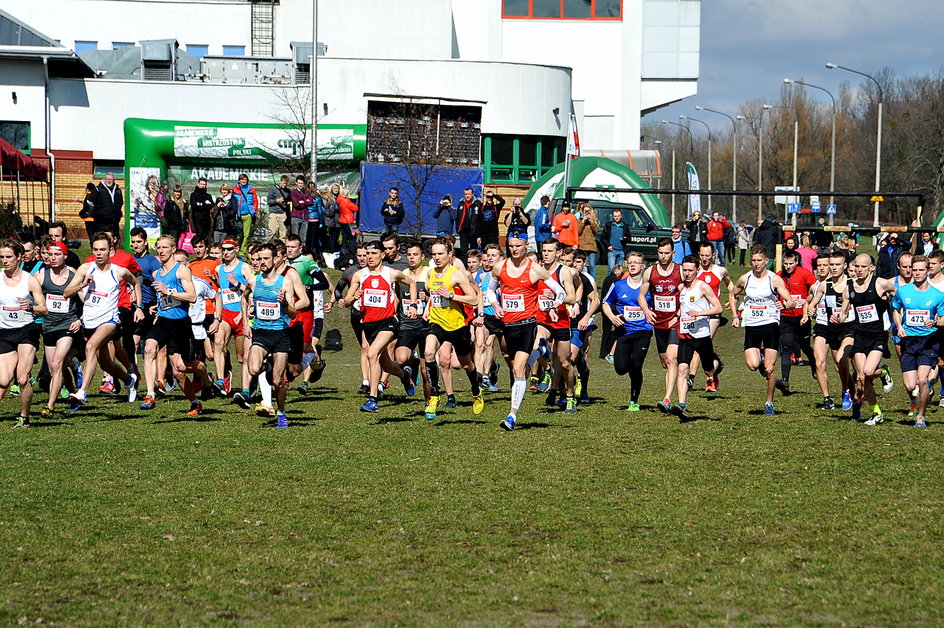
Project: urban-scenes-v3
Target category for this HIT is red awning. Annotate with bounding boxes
[0,137,48,180]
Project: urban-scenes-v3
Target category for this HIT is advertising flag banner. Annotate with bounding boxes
[686,162,701,217]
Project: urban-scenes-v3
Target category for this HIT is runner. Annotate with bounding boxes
[422,237,485,420]
[639,237,683,409]
[568,250,599,404]
[130,227,161,359]
[730,245,795,415]
[808,254,837,409]
[847,253,896,424]
[674,255,723,419]
[341,240,418,413]
[0,239,47,427]
[188,234,220,371]
[212,238,249,395]
[394,240,431,400]
[776,249,817,395]
[890,252,918,410]
[37,241,81,422]
[474,244,506,393]
[333,245,370,394]
[486,229,565,431]
[65,232,143,408]
[890,254,944,427]
[139,237,213,415]
[601,251,652,411]
[239,242,300,428]
[692,241,734,390]
[808,251,857,411]
[283,235,324,384]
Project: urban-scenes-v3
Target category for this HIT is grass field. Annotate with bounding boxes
[2,259,943,625]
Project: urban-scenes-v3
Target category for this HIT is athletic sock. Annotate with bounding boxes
[426,362,440,396]
[361,379,369,387]
[511,377,526,412]
[630,367,643,402]
[466,369,481,395]
[259,372,273,408]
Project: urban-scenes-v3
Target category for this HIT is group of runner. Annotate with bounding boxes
[0,226,937,429]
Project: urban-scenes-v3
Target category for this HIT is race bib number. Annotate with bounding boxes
[502,294,524,312]
[46,294,68,314]
[256,300,280,321]
[87,290,108,307]
[748,304,771,318]
[622,306,644,321]
[654,295,676,313]
[363,289,388,309]
[680,315,698,334]
[402,299,424,315]
[856,304,878,323]
[221,289,240,306]
[159,294,181,311]
[0,306,24,322]
[538,298,556,311]
[816,303,827,322]
[906,309,930,326]
[430,294,447,309]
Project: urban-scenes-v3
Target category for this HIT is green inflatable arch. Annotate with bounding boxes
[522,156,670,227]
[122,118,366,243]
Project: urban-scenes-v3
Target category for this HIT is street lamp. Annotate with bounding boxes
[696,106,743,221]
[680,115,712,210]
[785,78,836,225]
[827,62,883,226]
[765,103,799,225]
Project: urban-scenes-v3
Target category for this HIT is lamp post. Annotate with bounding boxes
[785,78,836,225]
[310,0,318,185]
[827,62,883,226]
[661,120,695,218]
[680,115,711,210]
[696,106,743,222]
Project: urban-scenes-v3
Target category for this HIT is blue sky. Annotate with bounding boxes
[642,0,944,128]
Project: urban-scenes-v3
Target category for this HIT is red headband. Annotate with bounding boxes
[49,241,68,256]
[221,239,238,248]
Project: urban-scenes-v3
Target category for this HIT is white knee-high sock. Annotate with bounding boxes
[510,377,526,415]
[259,371,273,408]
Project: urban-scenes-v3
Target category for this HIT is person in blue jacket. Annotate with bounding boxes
[534,195,552,247]
[434,195,456,235]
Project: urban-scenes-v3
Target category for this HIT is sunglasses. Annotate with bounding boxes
[221,246,236,251]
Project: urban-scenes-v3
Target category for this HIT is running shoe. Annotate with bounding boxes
[425,395,439,420]
[358,383,370,395]
[764,401,775,416]
[915,416,927,428]
[499,415,516,431]
[276,412,289,429]
[401,366,415,397]
[705,379,717,393]
[360,398,379,413]
[626,401,640,412]
[579,392,591,405]
[445,395,457,409]
[841,390,852,411]
[815,397,836,411]
[574,379,583,398]
[155,379,165,397]
[255,403,276,417]
[556,397,567,410]
[880,364,894,394]
[864,412,884,426]
[537,371,552,393]
[213,379,227,397]
[658,399,672,414]
[489,361,501,383]
[296,381,310,394]
[69,389,87,408]
[40,407,54,421]
[139,395,156,410]
[686,375,695,391]
[126,372,139,403]
[481,375,491,392]
[186,401,204,417]
[162,378,177,394]
[775,379,791,396]
[200,382,214,401]
[224,371,233,394]
[488,380,499,393]
[714,359,725,387]
[565,397,577,414]
[472,394,485,415]
[12,416,29,428]
[671,403,689,419]
[99,377,115,394]
[605,354,614,365]
[855,385,865,406]
[939,394,944,408]
[545,391,558,407]
[233,391,251,409]
[378,381,387,399]
[9,384,19,396]
[59,388,70,400]
[908,403,918,418]
[529,375,539,392]
[851,403,861,421]
[73,360,84,389]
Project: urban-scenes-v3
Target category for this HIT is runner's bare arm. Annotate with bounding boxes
[700,283,724,317]
[62,263,91,298]
[771,275,795,310]
[450,270,478,306]
[341,273,363,308]
[26,274,47,317]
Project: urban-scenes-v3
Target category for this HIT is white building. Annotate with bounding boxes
[0,0,699,224]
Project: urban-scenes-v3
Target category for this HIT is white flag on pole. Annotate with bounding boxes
[567,113,580,159]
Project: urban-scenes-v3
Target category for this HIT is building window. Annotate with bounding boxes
[186,44,209,58]
[74,40,97,54]
[502,0,621,19]
[112,42,133,49]
[0,122,30,154]
[223,45,246,57]
[484,135,565,184]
